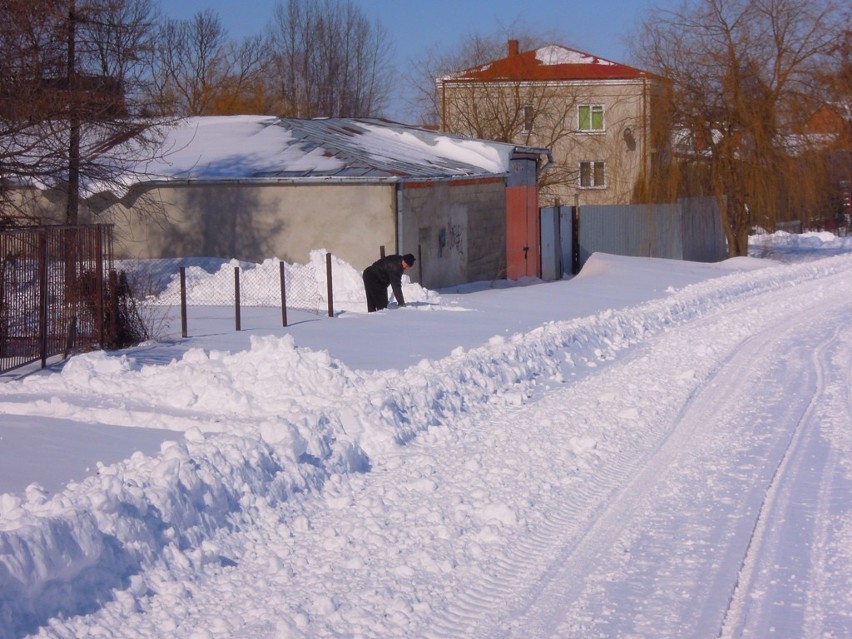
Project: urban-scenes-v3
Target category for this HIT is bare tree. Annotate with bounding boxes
[407,33,537,128]
[822,27,851,112]
[633,0,845,256]
[1,1,65,205]
[0,0,162,226]
[147,9,268,117]
[265,0,392,118]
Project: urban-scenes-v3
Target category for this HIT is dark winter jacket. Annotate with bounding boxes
[364,254,407,305]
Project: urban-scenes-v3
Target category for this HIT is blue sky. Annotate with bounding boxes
[163,0,669,120]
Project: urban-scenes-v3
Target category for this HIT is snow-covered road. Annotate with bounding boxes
[4,250,852,639]
[409,260,852,639]
[489,266,852,639]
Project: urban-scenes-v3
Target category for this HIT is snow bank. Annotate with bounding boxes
[147,249,438,312]
[749,230,852,261]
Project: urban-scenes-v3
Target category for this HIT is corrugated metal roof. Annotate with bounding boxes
[115,116,551,196]
[253,117,523,180]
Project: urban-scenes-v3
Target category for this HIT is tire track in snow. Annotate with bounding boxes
[541,284,852,639]
[719,318,852,639]
[422,265,852,638]
[803,325,852,636]
[423,301,764,636]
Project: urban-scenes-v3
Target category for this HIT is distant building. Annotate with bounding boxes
[0,74,126,120]
[803,103,852,225]
[438,40,666,207]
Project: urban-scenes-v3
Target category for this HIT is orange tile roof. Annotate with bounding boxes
[445,44,655,83]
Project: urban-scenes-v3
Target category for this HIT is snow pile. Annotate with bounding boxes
[749,229,852,260]
[148,249,438,312]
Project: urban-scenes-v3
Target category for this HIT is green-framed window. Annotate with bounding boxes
[578,104,604,131]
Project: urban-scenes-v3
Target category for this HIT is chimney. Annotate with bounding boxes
[508,39,519,57]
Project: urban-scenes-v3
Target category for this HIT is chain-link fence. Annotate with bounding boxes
[118,250,371,337]
[2,242,421,369]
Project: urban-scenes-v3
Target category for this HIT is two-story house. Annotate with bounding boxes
[438,40,665,207]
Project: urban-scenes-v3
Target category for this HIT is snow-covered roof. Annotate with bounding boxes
[441,44,656,83]
[134,116,542,188]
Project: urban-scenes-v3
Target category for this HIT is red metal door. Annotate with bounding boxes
[506,184,540,280]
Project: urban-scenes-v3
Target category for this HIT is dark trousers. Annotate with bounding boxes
[363,267,388,312]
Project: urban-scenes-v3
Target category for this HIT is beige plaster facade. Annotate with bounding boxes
[100,181,396,270]
[438,44,665,208]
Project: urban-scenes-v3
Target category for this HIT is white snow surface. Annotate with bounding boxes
[1,231,852,638]
[87,116,515,198]
[535,46,616,66]
[140,116,345,180]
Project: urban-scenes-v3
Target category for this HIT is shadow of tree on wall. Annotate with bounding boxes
[162,185,286,262]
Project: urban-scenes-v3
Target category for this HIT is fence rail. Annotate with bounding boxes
[1,224,114,375]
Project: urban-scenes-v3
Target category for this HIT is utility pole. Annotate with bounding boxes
[65,0,80,226]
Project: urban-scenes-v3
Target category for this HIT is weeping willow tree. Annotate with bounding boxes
[634,0,846,256]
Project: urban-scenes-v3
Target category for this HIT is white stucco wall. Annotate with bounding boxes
[99,182,397,270]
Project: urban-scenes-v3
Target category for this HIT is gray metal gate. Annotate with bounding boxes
[540,206,576,280]
[540,196,726,278]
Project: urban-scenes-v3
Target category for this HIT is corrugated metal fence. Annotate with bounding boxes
[1,224,115,374]
[541,196,727,278]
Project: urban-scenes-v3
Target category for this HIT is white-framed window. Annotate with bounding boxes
[579,161,606,188]
[578,104,604,132]
[522,105,534,133]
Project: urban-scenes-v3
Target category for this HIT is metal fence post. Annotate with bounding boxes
[572,196,581,276]
[279,261,288,327]
[108,269,118,349]
[326,252,334,318]
[38,229,48,368]
[180,267,188,337]
[95,227,105,348]
[234,266,241,331]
